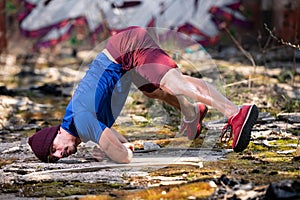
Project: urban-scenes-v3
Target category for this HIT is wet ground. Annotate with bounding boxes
[0,46,299,199]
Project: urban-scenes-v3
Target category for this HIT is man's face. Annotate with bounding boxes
[48,132,78,162]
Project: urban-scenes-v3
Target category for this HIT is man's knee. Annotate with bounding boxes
[142,89,165,99]
[160,69,186,96]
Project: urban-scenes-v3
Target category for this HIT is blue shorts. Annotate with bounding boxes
[61,52,132,143]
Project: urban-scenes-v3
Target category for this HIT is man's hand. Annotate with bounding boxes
[92,146,106,162]
[122,142,134,162]
[123,142,134,152]
[98,128,134,163]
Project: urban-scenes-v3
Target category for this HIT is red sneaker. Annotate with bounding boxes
[220,104,259,152]
[180,103,208,140]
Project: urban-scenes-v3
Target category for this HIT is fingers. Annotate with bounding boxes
[123,142,135,152]
[98,128,133,163]
[111,128,128,143]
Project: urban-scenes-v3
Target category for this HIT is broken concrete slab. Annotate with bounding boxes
[277,112,300,123]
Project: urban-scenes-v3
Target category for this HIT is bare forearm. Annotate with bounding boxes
[98,128,133,163]
[111,128,128,143]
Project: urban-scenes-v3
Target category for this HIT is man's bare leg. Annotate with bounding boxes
[142,89,198,121]
[160,68,239,118]
[143,87,210,139]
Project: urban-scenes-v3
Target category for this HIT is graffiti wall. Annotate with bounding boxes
[18,0,251,48]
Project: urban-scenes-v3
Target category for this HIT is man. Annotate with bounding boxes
[28,26,258,163]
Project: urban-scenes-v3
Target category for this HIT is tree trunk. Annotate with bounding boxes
[0,0,7,54]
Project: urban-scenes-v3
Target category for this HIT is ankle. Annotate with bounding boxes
[227,107,240,119]
[183,104,198,122]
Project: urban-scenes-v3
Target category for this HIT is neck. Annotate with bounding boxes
[60,127,81,145]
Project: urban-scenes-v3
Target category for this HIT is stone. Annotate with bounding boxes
[143,142,160,151]
[258,112,276,122]
[276,149,296,154]
[277,112,300,123]
[210,175,266,200]
[265,180,300,200]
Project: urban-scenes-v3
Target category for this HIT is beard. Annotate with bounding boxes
[64,145,77,157]
[69,145,77,155]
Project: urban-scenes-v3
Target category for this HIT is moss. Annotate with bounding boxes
[0,158,16,168]
[258,152,292,163]
[118,181,214,200]
[290,129,300,136]
[133,120,149,127]
[268,139,298,145]
[248,142,269,151]
[281,95,300,112]
[207,150,300,184]
[156,128,175,137]
[0,181,126,198]
[80,195,113,200]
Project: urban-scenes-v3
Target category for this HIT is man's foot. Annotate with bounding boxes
[181,103,208,140]
[220,104,259,152]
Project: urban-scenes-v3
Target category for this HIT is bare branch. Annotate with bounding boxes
[224,27,256,67]
[264,23,300,50]
[224,27,256,89]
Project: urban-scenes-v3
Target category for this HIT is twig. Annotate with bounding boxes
[264,23,300,50]
[224,27,256,89]
[292,19,298,86]
[225,78,260,88]
[264,23,299,87]
[296,137,300,157]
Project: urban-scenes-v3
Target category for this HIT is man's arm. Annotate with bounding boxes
[98,127,134,163]
[111,128,129,143]
[73,112,133,163]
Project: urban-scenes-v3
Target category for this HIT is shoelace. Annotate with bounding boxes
[220,123,232,143]
[179,122,187,134]
[179,105,199,133]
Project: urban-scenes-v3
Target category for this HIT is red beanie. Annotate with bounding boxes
[28,125,60,162]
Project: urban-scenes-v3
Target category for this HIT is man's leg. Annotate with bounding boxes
[142,88,208,139]
[160,68,259,152]
[142,88,197,121]
[160,68,239,118]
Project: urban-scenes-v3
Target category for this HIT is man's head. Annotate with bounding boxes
[28,126,80,162]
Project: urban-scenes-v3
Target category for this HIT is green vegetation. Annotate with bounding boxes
[0,181,126,198]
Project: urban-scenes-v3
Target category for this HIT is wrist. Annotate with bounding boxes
[127,148,133,161]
